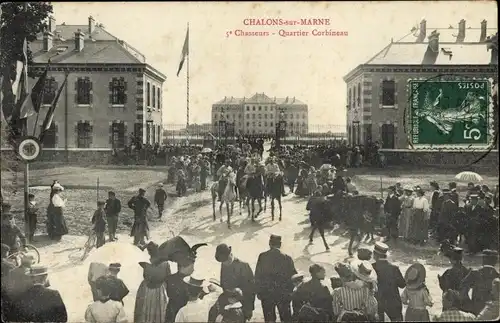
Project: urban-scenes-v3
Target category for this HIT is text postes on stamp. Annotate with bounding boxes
[407,78,494,149]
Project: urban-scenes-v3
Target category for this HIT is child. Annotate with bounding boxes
[85,276,127,323]
[401,263,433,321]
[1,204,27,255]
[91,201,107,249]
[27,194,38,242]
[209,288,245,323]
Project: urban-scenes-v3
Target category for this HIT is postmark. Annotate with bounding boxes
[406,76,495,150]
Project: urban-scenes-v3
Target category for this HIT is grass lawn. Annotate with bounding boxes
[1,166,173,237]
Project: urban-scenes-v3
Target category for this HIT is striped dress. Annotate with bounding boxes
[332,280,378,319]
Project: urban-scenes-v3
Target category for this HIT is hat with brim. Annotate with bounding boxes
[291,272,305,283]
[405,263,426,289]
[357,247,373,261]
[403,185,414,192]
[351,260,376,283]
[28,265,49,276]
[183,276,210,293]
[109,263,121,271]
[334,262,354,279]
[373,242,389,257]
[215,244,232,262]
[481,249,499,260]
[52,183,64,191]
[446,247,464,261]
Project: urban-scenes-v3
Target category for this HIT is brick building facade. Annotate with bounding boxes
[344,19,498,149]
[19,15,166,150]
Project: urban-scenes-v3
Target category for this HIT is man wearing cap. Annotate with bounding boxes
[438,247,472,312]
[106,263,129,305]
[372,242,405,322]
[383,186,402,242]
[436,289,477,321]
[105,191,121,242]
[127,188,151,247]
[464,194,487,254]
[12,265,68,322]
[215,243,255,321]
[1,204,27,254]
[255,234,297,323]
[176,276,220,322]
[154,183,168,219]
[461,249,500,315]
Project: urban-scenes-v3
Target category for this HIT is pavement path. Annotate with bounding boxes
[32,142,491,322]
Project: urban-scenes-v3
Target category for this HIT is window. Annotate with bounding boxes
[214,113,218,119]
[381,124,395,149]
[110,122,125,148]
[252,114,255,119]
[41,123,57,148]
[303,114,306,119]
[43,77,57,105]
[264,114,267,119]
[246,122,250,127]
[77,121,92,148]
[157,87,161,109]
[258,106,262,111]
[357,83,361,106]
[290,122,294,126]
[152,85,156,108]
[381,80,396,106]
[270,122,274,127]
[258,114,262,119]
[246,106,249,111]
[264,121,267,126]
[353,86,357,107]
[291,114,294,119]
[146,82,151,106]
[265,106,268,111]
[152,124,156,143]
[252,106,256,111]
[238,114,242,119]
[270,107,274,111]
[348,89,351,109]
[109,77,127,105]
[134,123,143,143]
[146,122,151,145]
[258,122,261,127]
[252,121,256,127]
[75,77,92,105]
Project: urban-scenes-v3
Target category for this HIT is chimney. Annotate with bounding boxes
[74,29,85,52]
[422,30,440,64]
[487,32,498,65]
[456,19,466,42]
[88,16,95,35]
[48,16,56,33]
[417,19,426,42]
[428,30,440,52]
[43,31,53,51]
[480,20,487,42]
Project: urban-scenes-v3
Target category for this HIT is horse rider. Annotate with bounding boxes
[216,160,233,201]
[265,157,287,197]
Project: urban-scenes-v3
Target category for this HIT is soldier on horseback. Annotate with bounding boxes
[216,159,233,201]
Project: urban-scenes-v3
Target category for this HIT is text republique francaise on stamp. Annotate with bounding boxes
[407,77,495,150]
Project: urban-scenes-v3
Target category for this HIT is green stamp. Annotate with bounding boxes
[408,78,494,149]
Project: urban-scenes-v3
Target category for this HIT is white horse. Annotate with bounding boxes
[210,171,237,228]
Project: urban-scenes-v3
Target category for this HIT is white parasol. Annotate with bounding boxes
[454,171,483,183]
[201,147,212,153]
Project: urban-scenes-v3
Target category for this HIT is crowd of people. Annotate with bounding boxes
[2,234,499,322]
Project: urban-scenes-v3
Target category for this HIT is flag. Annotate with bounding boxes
[30,67,48,113]
[40,73,67,141]
[176,27,189,77]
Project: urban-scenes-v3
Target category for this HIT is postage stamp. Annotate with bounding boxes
[407,77,495,149]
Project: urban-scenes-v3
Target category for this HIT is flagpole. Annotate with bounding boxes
[186,22,190,143]
[22,1,30,243]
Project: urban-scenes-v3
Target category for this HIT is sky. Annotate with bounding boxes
[51,1,498,126]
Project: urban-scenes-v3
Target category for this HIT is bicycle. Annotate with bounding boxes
[81,228,97,261]
[7,244,41,267]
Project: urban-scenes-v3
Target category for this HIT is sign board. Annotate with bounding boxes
[17,136,42,162]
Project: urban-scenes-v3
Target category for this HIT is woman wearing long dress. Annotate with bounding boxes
[409,189,430,245]
[398,188,414,240]
[134,242,170,323]
[46,183,69,241]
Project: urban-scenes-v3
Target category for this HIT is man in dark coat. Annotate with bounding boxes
[104,191,121,242]
[464,194,487,254]
[215,243,255,321]
[153,183,168,219]
[461,249,500,315]
[383,186,401,242]
[449,182,460,206]
[372,242,405,322]
[438,246,472,312]
[106,263,129,305]
[11,265,67,322]
[255,234,297,323]
[127,188,151,246]
[331,174,346,195]
[437,189,458,243]
[429,181,442,235]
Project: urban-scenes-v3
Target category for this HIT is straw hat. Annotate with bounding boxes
[404,263,426,289]
[350,260,377,283]
[52,183,64,191]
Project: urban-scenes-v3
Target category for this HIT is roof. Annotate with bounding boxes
[344,23,497,80]
[214,92,305,105]
[31,23,166,80]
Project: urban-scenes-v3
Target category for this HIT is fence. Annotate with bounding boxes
[162,123,347,145]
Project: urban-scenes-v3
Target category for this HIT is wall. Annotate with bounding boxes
[26,70,137,148]
[0,148,113,165]
[381,149,499,169]
[367,69,497,148]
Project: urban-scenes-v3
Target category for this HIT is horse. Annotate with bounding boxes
[210,174,237,228]
[238,175,251,216]
[245,174,265,221]
[264,174,283,221]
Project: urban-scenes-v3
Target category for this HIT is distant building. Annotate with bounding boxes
[343,19,498,149]
[26,15,166,150]
[211,93,309,135]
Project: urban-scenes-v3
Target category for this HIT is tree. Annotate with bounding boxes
[0,2,52,143]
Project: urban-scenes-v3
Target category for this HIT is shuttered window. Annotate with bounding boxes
[76,122,92,148]
[75,77,92,105]
[109,77,127,105]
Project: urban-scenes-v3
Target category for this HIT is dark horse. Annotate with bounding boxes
[246,174,264,221]
[264,174,283,221]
